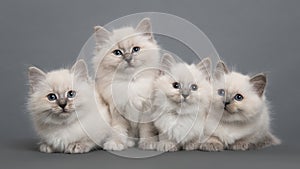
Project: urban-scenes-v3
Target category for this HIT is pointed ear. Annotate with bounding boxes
[28,66,46,92]
[71,59,89,81]
[214,61,229,80]
[136,18,153,41]
[159,53,176,75]
[161,53,176,69]
[197,57,211,80]
[94,26,111,46]
[250,73,267,97]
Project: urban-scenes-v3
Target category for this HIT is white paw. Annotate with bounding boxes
[138,141,157,150]
[103,140,127,151]
[229,141,249,151]
[65,142,92,154]
[183,142,199,151]
[127,139,135,148]
[199,142,224,152]
[156,141,178,152]
[39,143,54,153]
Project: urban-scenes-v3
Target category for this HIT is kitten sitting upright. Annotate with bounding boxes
[27,60,111,153]
[201,61,281,151]
[152,54,212,152]
[93,18,161,150]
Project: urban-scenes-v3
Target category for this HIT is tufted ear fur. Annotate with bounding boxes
[71,59,89,81]
[159,53,177,75]
[28,66,46,93]
[214,61,229,80]
[196,57,211,81]
[250,73,267,97]
[94,26,111,46]
[136,18,154,41]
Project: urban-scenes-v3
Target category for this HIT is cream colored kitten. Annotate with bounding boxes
[27,60,111,153]
[93,18,160,150]
[201,61,280,151]
[153,54,212,152]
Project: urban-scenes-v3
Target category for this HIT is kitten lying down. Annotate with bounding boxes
[201,61,281,151]
[27,60,111,153]
[152,54,212,152]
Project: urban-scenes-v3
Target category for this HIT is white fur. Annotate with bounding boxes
[153,61,212,151]
[27,61,111,153]
[93,18,161,150]
[204,64,280,151]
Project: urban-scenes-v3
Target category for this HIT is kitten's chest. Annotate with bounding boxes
[214,121,259,145]
[157,111,204,144]
[40,122,85,150]
[112,76,154,109]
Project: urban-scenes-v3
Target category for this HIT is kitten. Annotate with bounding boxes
[201,61,281,151]
[27,60,111,153]
[93,18,161,150]
[152,54,212,152]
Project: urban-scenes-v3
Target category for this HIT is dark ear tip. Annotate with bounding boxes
[253,73,267,81]
[94,26,102,32]
[216,60,225,66]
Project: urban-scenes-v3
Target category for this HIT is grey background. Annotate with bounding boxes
[1,0,299,168]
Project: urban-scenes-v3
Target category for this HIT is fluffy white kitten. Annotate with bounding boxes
[152,54,212,152]
[201,61,281,151]
[93,18,161,150]
[27,60,111,153]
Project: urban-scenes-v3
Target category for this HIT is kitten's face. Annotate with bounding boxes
[28,60,89,125]
[94,18,160,74]
[213,62,267,123]
[155,56,212,114]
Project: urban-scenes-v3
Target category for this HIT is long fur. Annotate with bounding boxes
[93,18,161,150]
[202,61,281,151]
[27,60,111,153]
[152,56,212,152]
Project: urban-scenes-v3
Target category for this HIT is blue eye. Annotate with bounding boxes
[67,90,76,98]
[47,93,57,101]
[234,94,244,101]
[132,46,140,53]
[190,84,198,91]
[113,49,123,56]
[218,89,225,96]
[172,82,181,89]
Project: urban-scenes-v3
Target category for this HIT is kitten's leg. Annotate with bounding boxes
[248,132,281,150]
[103,109,130,151]
[199,136,224,152]
[126,127,136,148]
[65,140,96,154]
[39,142,54,153]
[156,134,179,152]
[182,138,200,151]
[138,122,158,150]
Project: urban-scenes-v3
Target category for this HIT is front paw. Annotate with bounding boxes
[127,139,135,148]
[138,140,157,150]
[229,141,249,151]
[156,141,178,152]
[199,142,224,152]
[103,140,127,151]
[39,143,54,153]
[183,142,200,151]
[65,142,92,154]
